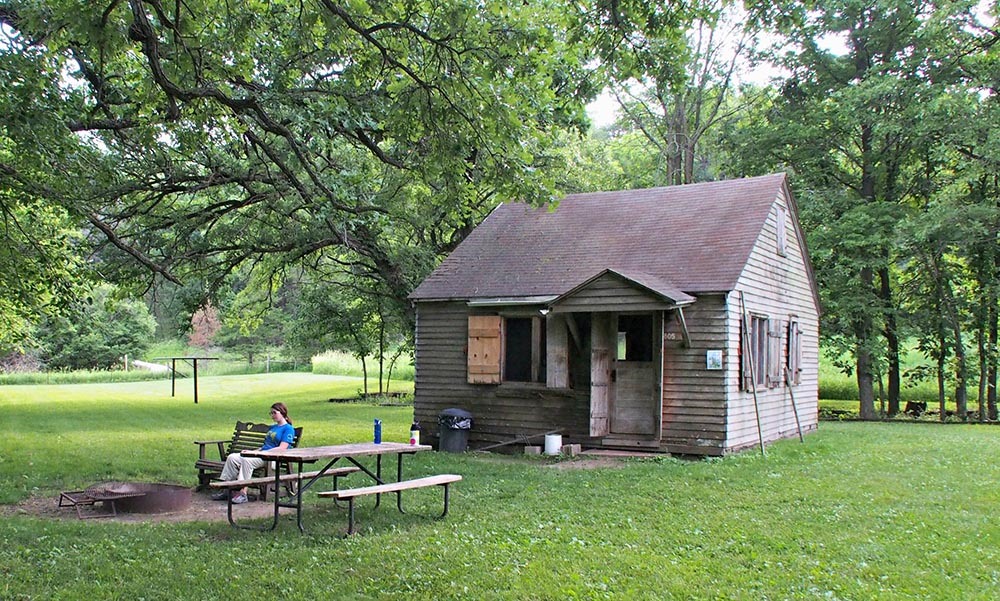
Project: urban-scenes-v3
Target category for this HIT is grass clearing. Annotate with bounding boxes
[819,345,944,403]
[311,349,415,381]
[2,374,998,599]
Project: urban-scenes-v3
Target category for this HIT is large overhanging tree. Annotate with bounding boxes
[0,0,608,331]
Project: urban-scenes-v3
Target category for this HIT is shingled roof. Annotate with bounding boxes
[409,173,790,302]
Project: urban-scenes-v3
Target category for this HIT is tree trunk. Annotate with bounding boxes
[361,356,368,397]
[977,327,987,422]
[879,267,901,416]
[857,266,877,419]
[671,100,686,186]
[858,346,877,419]
[990,248,999,421]
[938,328,947,422]
[378,319,386,394]
[989,301,998,421]
[928,252,969,420]
[854,115,879,421]
[952,324,969,421]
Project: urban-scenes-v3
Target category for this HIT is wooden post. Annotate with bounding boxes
[170,358,177,397]
[546,315,569,388]
[739,293,765,457]
[785,368,804,442]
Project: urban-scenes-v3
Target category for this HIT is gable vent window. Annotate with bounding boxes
[776,205,788,256]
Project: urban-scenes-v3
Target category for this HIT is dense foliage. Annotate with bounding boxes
[33,284,156,370]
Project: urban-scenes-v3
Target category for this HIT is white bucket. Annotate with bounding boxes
[544,434,563,456]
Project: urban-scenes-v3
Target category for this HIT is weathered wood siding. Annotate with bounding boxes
[413,302,591,448]
[725,188,820,452]
[660,296,729,455]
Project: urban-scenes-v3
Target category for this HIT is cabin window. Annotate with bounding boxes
[742,314,782,390]
[503,316,546,382]
[751,315,768,388]
[787,319,802,385]
[776,205,787,256]
[617,314,653,361]
[467,314,547,384]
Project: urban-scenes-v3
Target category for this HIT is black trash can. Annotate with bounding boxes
[438,408,473,453]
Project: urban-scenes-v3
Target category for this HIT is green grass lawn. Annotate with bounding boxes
[2,374,998,599]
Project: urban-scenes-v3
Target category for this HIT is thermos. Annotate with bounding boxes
[373,418,382,444]
[409,421,420,445]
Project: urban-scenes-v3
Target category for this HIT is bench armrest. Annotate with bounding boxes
[194,439,228,461]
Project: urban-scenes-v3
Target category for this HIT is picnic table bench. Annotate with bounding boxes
[318,474,462,535]
[194,420,303,500]
[210,466,361,529]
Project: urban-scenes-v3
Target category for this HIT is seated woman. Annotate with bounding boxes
[212,402,295,504]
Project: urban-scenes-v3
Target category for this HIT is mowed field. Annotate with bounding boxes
[2,373,998,600]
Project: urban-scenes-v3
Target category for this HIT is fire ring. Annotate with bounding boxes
[59,482,192,519]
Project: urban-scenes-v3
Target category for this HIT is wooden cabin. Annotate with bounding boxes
[408,174,820,456]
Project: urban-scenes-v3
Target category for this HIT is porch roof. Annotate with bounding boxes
[549,268,696,311]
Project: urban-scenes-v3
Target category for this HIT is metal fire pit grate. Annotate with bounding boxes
[58,482,192,519]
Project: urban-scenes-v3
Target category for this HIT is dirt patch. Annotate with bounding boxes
[3,489,294,524]
[4,456,637,522]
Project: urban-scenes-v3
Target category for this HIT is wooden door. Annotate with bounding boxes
[590,349,610,436]
[612,362,657,435]
[589,313,615,436]
[611,313,658,436]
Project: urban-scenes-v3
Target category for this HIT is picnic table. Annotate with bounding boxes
[153,356,218,403]
[235,441,433,532]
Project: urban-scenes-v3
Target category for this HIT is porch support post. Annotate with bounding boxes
[546,315,570,388]
[676,308,691,348]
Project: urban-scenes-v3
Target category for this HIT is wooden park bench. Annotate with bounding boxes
[194,421,303,500]
[317,474,462,535]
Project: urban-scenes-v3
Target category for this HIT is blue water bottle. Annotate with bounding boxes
[373,418,382,444]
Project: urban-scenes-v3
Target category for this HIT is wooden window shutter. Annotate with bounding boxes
[740,316,753,391]
[467,315,502,384]
[787,320,802,385]
[767,319,783,388]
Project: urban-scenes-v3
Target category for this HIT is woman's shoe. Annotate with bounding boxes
[231,493,249,504]
[211,491,228,501]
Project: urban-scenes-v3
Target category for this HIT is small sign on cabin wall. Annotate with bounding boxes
[706,350,723,370]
